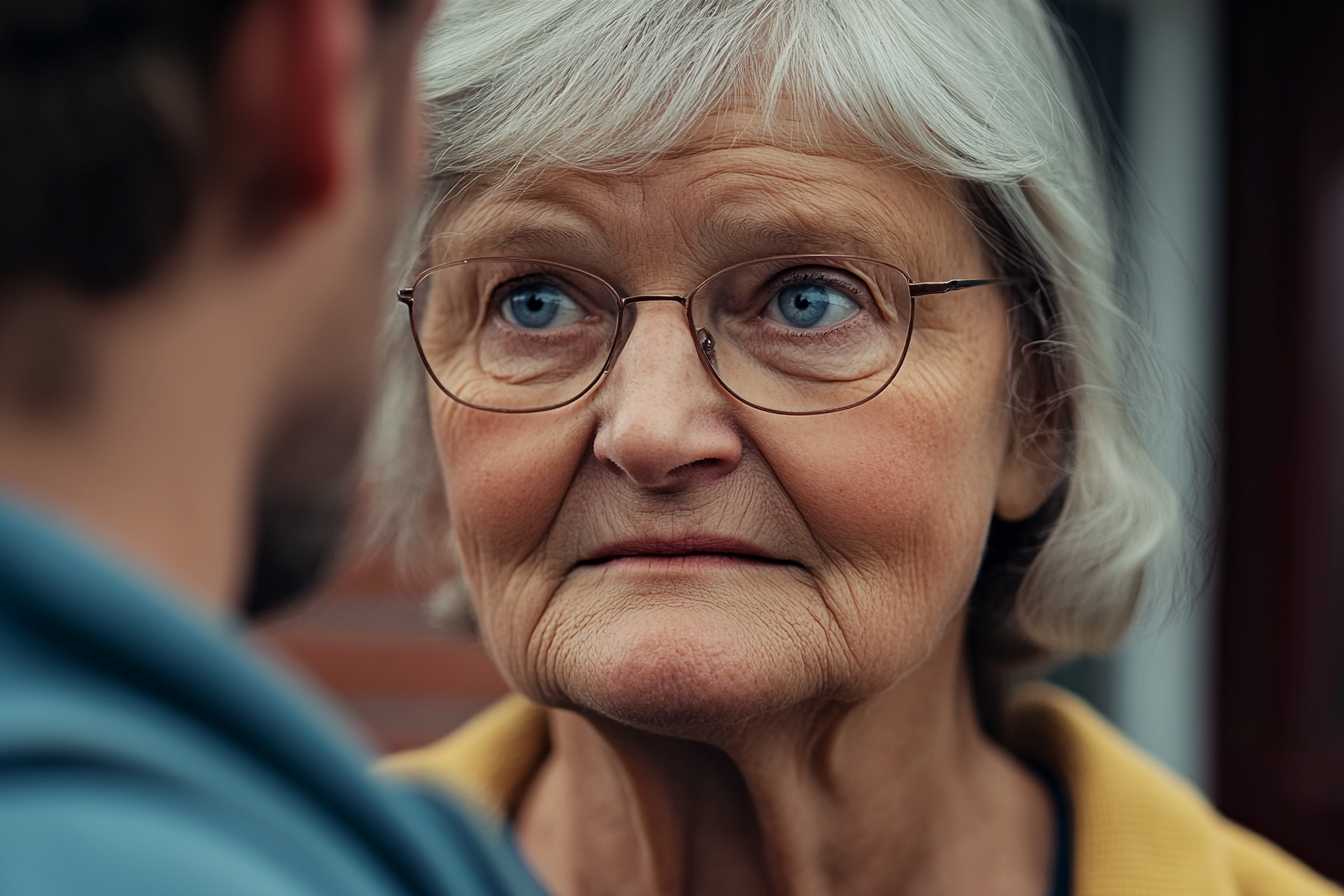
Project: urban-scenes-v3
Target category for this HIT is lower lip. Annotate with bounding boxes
[582,553,784,571]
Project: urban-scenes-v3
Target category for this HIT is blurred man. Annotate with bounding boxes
[0,1,544,893]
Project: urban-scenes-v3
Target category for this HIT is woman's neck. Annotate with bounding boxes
[513,637,1056,896]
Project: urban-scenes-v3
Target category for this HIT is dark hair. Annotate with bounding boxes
[0,0,408,300]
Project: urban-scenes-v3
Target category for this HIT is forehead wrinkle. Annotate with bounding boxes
[446,169,634,251]
[444,161,952,277]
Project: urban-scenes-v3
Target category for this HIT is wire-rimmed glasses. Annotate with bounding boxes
[397,255,1008,416]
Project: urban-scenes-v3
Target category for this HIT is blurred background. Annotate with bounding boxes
[254,0,1344,881]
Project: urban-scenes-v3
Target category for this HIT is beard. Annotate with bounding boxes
[241,399,365,622]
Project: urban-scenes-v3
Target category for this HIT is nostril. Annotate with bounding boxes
[594,415,741,491]
[670,456,723,478]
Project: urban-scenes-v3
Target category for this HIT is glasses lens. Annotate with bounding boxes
[688,256,914,414]
[411,259,620,411]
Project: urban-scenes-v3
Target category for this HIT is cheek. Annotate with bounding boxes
[430,393,588,674]
[757,321,1012,690]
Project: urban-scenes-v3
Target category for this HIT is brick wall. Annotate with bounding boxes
[253,549,508,755]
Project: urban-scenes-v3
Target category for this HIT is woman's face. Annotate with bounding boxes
[428,112,1051,736]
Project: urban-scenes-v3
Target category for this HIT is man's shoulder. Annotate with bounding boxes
[0,767,329,896]
[0,642,405,896]
[0,681,543,896]
[0,503,543,896]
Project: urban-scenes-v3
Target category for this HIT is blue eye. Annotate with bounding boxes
[767,281,860,329]
[500,282,585,329]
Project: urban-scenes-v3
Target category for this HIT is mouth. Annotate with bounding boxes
[574,536,796,569]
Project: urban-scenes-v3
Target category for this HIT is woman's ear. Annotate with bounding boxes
[995,430,1062,522]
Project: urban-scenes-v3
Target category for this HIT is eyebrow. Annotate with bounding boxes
[699,214,899,264]
[445,219,610,261]
[496,224,606,256]
[444,208,903,268]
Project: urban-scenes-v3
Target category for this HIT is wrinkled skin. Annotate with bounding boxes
[427,110,1058,896]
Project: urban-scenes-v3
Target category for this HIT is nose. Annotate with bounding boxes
[591,300,743,490]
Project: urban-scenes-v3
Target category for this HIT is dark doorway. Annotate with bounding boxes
[1219,0,1344,880]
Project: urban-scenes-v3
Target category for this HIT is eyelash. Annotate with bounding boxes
[769,269,867,302]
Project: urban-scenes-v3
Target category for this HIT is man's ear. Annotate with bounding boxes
[213,0,371,238]
[995,428,1062,522]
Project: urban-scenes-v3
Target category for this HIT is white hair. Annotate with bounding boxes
[366,0,1179,673]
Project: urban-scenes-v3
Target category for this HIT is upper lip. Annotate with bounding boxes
[576,535,792,566]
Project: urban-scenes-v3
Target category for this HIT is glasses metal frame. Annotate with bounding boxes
[398,254,1011,416]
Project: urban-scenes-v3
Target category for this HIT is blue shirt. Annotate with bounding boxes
[0,496,547,896]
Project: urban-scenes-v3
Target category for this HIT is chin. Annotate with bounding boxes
[540,604,825,740]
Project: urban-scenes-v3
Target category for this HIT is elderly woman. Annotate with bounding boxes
[372,1,1338,894]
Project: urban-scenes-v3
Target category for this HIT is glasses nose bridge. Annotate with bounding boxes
[603,293,697,375]
[621,293,689,306]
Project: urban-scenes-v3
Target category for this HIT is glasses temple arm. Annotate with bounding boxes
[908,277,1016,297]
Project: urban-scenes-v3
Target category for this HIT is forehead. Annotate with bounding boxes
[434,110,981,280]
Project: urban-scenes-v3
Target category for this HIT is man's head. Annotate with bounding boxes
[0,0,434,615]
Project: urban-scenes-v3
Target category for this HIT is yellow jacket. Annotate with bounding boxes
[383,685,1340,895]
